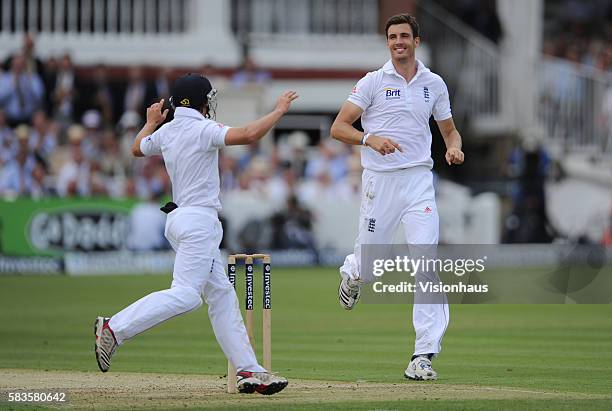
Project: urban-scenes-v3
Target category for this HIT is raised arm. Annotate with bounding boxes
[225,91,298,146]
[131,99,168,157]
[436,117,464,165]
[331,101,402,155]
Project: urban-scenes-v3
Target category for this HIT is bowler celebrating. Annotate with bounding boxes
[94,73,298,395]
[331,14,464,380]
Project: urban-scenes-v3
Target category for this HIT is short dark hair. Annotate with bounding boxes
[385,14,420,39]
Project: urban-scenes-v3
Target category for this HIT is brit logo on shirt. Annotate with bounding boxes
[384,88,401,100]
[423,87,430,103]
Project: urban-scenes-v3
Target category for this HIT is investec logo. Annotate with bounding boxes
[263,263,271,309]
[246,264,254,309]
[384,87,401,100]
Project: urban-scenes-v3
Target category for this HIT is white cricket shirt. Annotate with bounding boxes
[348,59,452,171]
[140,107,229,210]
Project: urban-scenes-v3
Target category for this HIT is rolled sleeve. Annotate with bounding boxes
[347,73,374,111]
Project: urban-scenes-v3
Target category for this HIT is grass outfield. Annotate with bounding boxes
[0,268,611,410]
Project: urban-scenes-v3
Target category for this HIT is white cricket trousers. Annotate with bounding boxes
[340,166,450,357]
[109,206,265,372]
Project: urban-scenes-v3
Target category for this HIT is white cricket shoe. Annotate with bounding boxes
[236,371,288,395]
[404,356,438,380]
[94,316,118,372]
[338,277,361,310]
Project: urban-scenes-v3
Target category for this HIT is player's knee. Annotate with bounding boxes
[203,281,234,307]
[174,286,203,312]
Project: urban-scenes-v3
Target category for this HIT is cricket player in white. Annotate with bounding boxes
[332,14,464,380]
[94,73,298,395]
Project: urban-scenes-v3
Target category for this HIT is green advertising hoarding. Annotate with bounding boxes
[0,198,140,257]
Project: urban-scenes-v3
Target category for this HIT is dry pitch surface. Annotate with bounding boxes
[0,369,608,410]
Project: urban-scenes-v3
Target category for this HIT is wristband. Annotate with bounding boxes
[361,133,370,146]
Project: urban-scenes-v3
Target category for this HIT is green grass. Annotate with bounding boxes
[1,268,611,409]
[4,400,612,411]
[207,400,612,411]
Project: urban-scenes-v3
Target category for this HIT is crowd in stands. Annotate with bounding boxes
[542,0,612,72]
[439,0,612,72]
[0,34,363,211]
[2,15,610,248]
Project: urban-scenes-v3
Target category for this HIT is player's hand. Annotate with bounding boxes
[365,134,403,155]
[146,99,169,126]
[275,91,299,114]
[445,147,464,165]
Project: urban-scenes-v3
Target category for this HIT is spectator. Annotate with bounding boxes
[219,151,239,191]
[85,64,115,125]
[21,33,46,77]
[123,66,154,114]
[134,157,165,200]
[2,33,46,78]
[503,139,556,243]
[0,110,16,166]
[283,131,309,178]
[89,159,109,197]
[0,54,45,126]
[118,110,142,167]
[154,67,172,101]
[42,56,58,115]
[334,149,363,200]
[81,109,103,160]
[270,195,317,255]
[99,128,126,197]
[266,161,298,206]
[237,141,262,171]
[231,56,271,88]
[298,169,336,206]
[29,110,57,158]
[56,125,92,197]
[52,54,77,124]
[304,139,349,183]
[29,156,53,199]
[0,124,36,197]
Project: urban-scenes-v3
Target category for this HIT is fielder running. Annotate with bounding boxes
[332,14,464,380]
[94,73,298,395]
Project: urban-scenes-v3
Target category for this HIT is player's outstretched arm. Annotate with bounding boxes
[225,91,298,146]
[436,117,464,165]
[331,101,402,155]
[131,99,168,157]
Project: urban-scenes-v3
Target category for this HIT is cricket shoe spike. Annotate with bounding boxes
[404,356,438,381]
[338,276,361,310]
[94,316,118,372]
[236,371,288,395]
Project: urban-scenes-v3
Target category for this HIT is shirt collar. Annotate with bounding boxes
[382,59,429,80]
[174,107,206,120]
